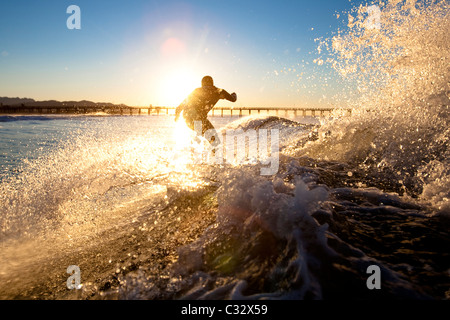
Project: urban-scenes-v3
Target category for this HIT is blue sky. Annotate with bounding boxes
[0,0,369,108]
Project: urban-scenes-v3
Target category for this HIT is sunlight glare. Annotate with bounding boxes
[172,117,211,168]
[160,69,199,107]
[173,117,195,149]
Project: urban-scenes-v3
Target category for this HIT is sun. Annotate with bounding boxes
[159,69,200,107]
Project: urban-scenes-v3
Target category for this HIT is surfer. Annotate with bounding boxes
[175,76,237,146]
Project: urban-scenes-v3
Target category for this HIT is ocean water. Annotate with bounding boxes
[1,0,449,300]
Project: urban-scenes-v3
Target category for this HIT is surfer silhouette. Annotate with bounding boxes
[175,76,237,146]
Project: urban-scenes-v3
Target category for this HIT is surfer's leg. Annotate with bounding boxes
[201,118,214,134]
[184,116,208,150]
[184,117,195,131]
[202,119,220,147]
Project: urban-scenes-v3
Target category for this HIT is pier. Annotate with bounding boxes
[0,104,351,117]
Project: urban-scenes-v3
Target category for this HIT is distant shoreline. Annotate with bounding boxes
[0,96,130,108]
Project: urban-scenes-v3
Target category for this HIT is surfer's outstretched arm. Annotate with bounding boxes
[220,89,237,103]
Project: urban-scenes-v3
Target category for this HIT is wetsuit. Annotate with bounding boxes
[175,84,237,145]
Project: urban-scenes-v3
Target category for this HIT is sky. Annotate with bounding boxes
[0,0,370,108]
